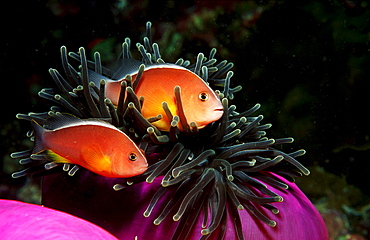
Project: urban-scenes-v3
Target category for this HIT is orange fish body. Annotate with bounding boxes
[32,114,148,178]
[101,64,223,131]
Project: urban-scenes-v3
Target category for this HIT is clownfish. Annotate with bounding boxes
[31,113,148,178]
[89,62,224,131]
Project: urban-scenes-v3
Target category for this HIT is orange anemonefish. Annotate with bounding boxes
[89,62,224,131]
[31,113,148,178]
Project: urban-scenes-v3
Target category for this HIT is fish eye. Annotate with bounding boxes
[199,92,209,102]
[128,152,138,161]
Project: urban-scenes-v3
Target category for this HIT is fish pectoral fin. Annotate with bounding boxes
[139,87,176,131]
[139,79,176,116]
[46,150,71,164]
[81,145,111,169]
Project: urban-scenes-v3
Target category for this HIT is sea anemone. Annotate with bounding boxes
[11,21,329,239]
[41,170,328,240]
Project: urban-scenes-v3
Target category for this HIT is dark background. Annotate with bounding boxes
[1,0,370,238]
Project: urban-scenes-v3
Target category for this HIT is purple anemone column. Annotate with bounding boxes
[0,199,118,240]
[42,170,329,240]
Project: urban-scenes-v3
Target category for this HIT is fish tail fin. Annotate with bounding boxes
[31,120,45,154]
[31,120,71,164]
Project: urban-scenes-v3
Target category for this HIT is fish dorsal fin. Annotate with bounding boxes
[81,144,111,172]
[43,113,83,130]
[145,63,186,71]
[44,113,117,131]
[88,69,113,86]
[111,58,144,80]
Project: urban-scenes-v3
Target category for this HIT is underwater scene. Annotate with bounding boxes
[1,1,369,239]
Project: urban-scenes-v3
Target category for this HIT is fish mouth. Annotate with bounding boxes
[211,108,224,122]
[136,166,149,174]
[213,108,224,116]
